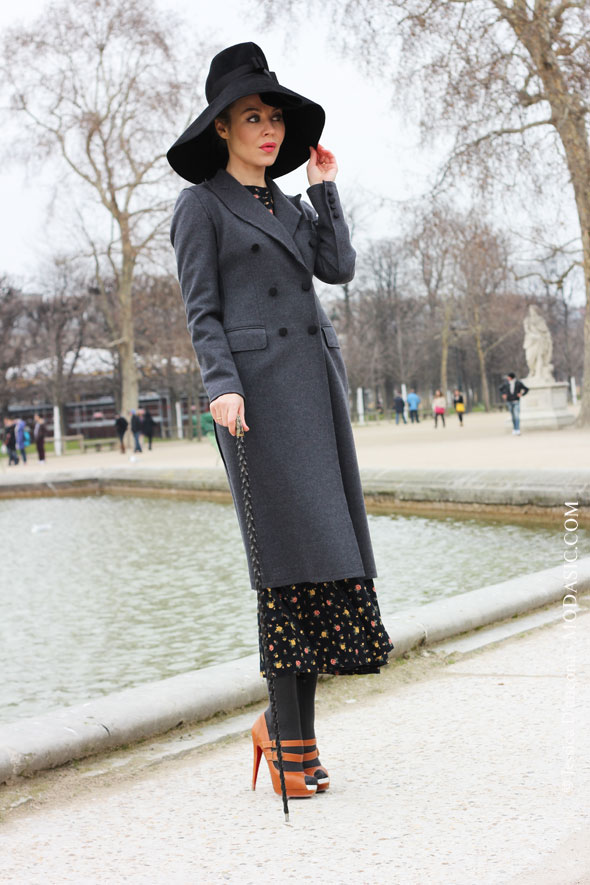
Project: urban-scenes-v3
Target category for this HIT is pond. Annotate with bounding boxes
[0,495,560,724]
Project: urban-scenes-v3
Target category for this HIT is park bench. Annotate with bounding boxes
[82,438,118,452]
[46,433,85,452]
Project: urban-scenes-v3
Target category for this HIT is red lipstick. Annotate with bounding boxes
[260,142,277,153]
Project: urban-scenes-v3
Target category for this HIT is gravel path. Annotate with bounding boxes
[1,408,584,475]
[2,610,589,884]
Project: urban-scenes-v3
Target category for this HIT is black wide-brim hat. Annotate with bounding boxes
[167,42,325,184]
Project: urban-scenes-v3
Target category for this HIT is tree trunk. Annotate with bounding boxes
[546,117,590,424]
[383,376,395,410]
[503,12,590,423]
[474,330,490,411]
[116,257,139,420]
[349,385,358,422]
[440,299,453,393]
[341,281,353,333]
[168,381,178,437]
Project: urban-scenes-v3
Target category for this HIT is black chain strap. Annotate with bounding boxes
[235,414,289,821]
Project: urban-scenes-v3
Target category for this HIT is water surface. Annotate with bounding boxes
[0,495,561,723]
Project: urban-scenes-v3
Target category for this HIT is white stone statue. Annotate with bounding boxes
[523,305,554,384]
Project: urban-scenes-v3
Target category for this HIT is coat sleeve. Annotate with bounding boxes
[301,181,356,285]
[170,188,245,404]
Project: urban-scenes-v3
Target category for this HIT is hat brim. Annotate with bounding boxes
[167,73,325,184]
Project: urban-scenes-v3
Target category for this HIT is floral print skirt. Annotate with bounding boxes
[257,576,394,678]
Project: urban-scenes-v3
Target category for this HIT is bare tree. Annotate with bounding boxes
[453,218,520,410]
[263,0,590,422]
[406,204,457,391]
[25,259,93,435]
[1,0,208,419]
[360,238,417,406]
[0,278,28,415]
[133,273,200,435]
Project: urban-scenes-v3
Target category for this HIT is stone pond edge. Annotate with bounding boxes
[1,556,588,785]
[1,465,588,512]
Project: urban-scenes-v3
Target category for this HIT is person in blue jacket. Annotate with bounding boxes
[407,389,421,423]
[15,418,28,463]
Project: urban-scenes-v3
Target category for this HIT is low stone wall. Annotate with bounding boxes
[1,465,587,517]
[1,557,588,784]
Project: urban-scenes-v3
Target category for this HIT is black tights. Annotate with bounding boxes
[264,672,318,741]
[264,672,326,780]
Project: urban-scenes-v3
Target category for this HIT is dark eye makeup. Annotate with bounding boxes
[246,112,284,123]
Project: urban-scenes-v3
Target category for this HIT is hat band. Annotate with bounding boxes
[208,56,279,102]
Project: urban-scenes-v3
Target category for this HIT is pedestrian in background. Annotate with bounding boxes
[33,414,46,463]
[130,410,143,453]
[393,391,407,425]
[15,417,28,463]
[407,388,421,423]
[432,390,446,428]
[114,413,128,454]
[3,417,19,465]
[141,407,156,450]
[499,372,529,435]
[453,389,465,427]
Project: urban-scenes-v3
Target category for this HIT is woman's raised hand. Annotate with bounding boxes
[307,144,338,186]
[210,392,249,437]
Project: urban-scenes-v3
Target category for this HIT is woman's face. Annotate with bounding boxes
[215,93,285,170]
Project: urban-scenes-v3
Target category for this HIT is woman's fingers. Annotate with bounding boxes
[210,393,248,436]
[316,143,335,162]
[238,400,249,433]
[226,400,249,437]
[308,144,338,184]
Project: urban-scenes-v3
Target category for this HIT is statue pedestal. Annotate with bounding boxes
[509,381,575,430]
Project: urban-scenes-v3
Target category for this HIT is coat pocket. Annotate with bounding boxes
[321,324,340,348]
[224,326,267,352]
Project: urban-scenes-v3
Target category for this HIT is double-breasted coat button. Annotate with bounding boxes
[332,212,340,219]
[307,324,318,335]
[269,286,278,297]
[301,280,311,291]
[251,243,260,252]
[278,327,288,336]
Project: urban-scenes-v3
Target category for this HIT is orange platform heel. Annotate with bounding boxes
[251,712,318,798]
[302,738,330,791]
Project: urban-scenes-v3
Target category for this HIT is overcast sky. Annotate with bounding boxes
[0,0,582,297]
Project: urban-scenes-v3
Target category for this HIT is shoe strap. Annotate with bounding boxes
[261,738,307,749]
[303,749,321,762]
[265,750,303,763]
[301,738,317,746]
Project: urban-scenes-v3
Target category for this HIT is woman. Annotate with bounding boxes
[33,414,46,463]
[140,408,156,450]
[453,389,465,426]
[168,42,393,800]
[432,390,447,429]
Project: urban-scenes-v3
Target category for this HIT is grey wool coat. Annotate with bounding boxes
[170,167,377,590]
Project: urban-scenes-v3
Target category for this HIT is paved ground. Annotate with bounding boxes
[1,607,589,885]
[1,407,585,475]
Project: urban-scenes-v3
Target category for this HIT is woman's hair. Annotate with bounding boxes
[213,104,233,166]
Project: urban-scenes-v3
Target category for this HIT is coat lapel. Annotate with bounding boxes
[205,168,306,267]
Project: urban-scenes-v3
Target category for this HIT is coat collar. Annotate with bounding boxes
[204,168,306,266]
